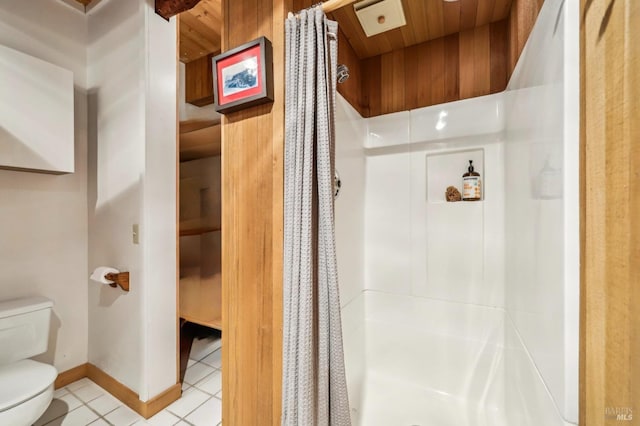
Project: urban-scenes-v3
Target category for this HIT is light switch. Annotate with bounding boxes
[133,224,139,244]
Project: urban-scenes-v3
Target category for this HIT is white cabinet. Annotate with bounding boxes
[0,45,74,173]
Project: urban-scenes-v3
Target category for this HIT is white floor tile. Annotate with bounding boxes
[187,359,196,368]
[43,405,98,426]
[135,409,181,426]
[104,405,143,426]
[35,393,83,426]
[194,370,221,396]
[166,387,210,418]
[190,336,221,361]
[65,378,93,392]
[71,382,106,403]
[199,350,221,369]
[174,422,191,425]
[88,419,110,426]
[53,388,69,399]
[215,390,222,400]
[181,381,191,392]
[87,392,122,416]
[184,362,215,386]
[184,397,222,426]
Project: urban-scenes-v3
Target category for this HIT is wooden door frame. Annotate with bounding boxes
[580,0,640,424]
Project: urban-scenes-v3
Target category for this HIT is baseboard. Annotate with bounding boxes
[54,363,181,419]
[54,363,89,389]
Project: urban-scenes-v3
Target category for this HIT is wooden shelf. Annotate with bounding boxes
[179,228,221,336]
[180,274,222,331]
[180,314,222,331]
[180,217,220,236]
[179,226,221,237]
[180,119,221,162]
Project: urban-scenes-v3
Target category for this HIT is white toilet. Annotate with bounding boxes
[0,297,58,426]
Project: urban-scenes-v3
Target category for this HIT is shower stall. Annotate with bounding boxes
[334,1,578,425]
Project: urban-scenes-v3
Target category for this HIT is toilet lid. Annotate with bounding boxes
[0,360,57,411]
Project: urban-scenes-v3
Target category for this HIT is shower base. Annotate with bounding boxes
[341,291,568,426]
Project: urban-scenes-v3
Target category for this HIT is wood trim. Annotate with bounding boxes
[581,0,640,423]
[86,364,181,419]
[54,363,88,389]
[320,0,354,13]
[176,14,182,387]
[139,382,182,419]
[55,364,180,419]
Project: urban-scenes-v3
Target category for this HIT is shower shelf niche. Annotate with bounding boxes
[426,148,484,203]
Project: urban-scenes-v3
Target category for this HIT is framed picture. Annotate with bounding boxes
[212,36,274,114]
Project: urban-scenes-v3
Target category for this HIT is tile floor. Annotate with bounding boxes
[34,336,222,426]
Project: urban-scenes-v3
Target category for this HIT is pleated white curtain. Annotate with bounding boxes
[282,6,351,426]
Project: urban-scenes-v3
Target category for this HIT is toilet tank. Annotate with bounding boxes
[0,297,53,366]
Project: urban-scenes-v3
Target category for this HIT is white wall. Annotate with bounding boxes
[87,0,146,395]
[87,0,177,400]
[141,1,178,400]
[364,95,505,308]
[504,0,579,422]
[335,95,366,308]
[0,0,89,373]
[1,0,177,401]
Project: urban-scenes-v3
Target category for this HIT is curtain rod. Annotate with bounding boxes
[321,0,356,13]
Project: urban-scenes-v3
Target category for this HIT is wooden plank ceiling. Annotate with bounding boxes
[79,0,511,65]
[179,0,222,63]
[331,0,515,59]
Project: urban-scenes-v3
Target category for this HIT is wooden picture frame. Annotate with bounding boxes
[212,36,274,114]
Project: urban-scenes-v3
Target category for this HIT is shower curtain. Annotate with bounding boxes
[282,6,351,426]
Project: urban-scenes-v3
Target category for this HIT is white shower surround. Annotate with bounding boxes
[335,1,578,424]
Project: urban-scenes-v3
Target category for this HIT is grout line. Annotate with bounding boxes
[168,395,214,422]
[66,385,117,426]
[44,350,223,426]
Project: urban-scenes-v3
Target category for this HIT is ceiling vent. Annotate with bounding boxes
[354,0,407,37]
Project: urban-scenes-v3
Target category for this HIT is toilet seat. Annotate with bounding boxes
[0,359,57,412]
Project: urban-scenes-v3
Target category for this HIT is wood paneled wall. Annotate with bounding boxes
[581,0,640,424]
[184,54,214,106]
[221,0,289,424]
[336,27,365,116]
[361,20,508,117]
[507,0,544,74]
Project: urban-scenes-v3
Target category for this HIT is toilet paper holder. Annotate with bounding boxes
[105,272,130,292]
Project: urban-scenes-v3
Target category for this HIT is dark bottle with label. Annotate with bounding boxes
[462,160,482,201]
